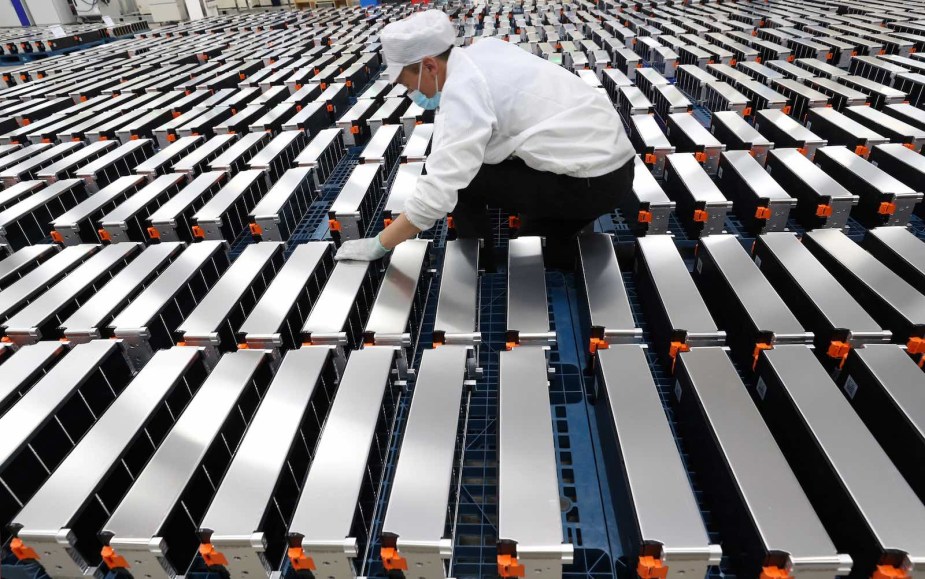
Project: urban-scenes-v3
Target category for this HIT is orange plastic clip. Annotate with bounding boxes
[329,219,341,232]
[381,548,408,571]
[638,210,653,223]
[166,133,177,143]
[753,342,773,370]
[50,230,64,243]
[743,107,753,117]
[505,341,518,351]
[192,225,205,239]
[694,152,707,163]
[855,145,870,157]
[249,223,263,236]
[101,546,129,569]
[872,565,909,579]
[693,209,709,222]
[351,125,360,134]
[383,217,393,227]
[10,538,39,561]
[288,547,315,571]
[326,104,334,112]
[760,565,793,579]
[199,543,228,567]
[878,202,896,216]
[590,337,610,354]
[907,336,925,355]
[816,204,833,218]
[783,105,792,115]
[827,340,851,368]
[644,153,657,164]
[787,54,795,62]
[755,206,772,220]
[669,341,690,372]
[903,142,917,150]
[21,118,30,126]
[498,554,525,578]
[447,216,455,229]
[826,52,834,60]
[147,226,161,240]
[508,215,521,229]
[638,555,668,579]
[97,228,112,242]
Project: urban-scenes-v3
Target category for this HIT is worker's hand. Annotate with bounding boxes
[335,234,390,262]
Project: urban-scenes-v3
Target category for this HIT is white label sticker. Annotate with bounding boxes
[754,255,762,268]
[710,125,716,134]
[844,376,859,399]
[805,121,812,130]
[870,160,878,167]
[766,164,772,174]
[696,257,703,274]
[49,25,66,38]
[756,378,767,400]
[103,16,115,27]
[717,166,724,178]
[674,380,682,401]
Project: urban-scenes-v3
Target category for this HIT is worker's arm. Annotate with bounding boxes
[336,58,496,262]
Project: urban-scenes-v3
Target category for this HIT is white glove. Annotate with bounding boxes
[335,234,390,262]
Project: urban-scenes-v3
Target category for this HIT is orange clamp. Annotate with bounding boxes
[447,216,455,229]
[326,104,334,112]
[50,230,64,244]
[877,202,896,216]
[508,215,521,229]
[743,106,753,117]
[755,206,772,220]
[328,219,341,232]
[730,58,738,66]
[787,54,795,62]
[827,340,851,368]
[381,547,408,571]
[166,133,177,143]
[97,228,112,242]
[249,222,263,236]
[498,554,525,578]
[21,118,30,126]
[816,204,833,218]
[199,543,228,567]
[288,546,316,571]
[590,337,610,354]
[351,125,360,134]
[907,336,925,355]
[669,341,690,372]
[693,209,709,222]
[694,151,707,163]
[505,341,518,351]
[638,555,668,579]
[783,105,792,115]
[101,546,129,569]
[638,210,653,223]
[872,565,909,579]
[644,153,657,164]
[855,145,870,158]
[826,52,833,60]
[760,565,794,579]
[10,538,39,561]
[383,217,393,227]
[753,342,773,370]
[147,227,161,240]
[191,225,205,239]
[903,142,917,150]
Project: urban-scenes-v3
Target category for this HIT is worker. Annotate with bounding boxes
[334,9,635,270]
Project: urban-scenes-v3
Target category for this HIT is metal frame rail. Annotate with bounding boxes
[0,179,87,249]
[578,233,641,354]
[506,237,555,348]
[147,172,226,243]
[48,175,146,245]
[99,174,186,243]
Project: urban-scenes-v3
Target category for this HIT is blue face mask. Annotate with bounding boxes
[410,65,441,110]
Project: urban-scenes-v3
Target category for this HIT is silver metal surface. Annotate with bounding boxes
[433,239,480,346]
[636,235,723,341]
[102,349,271,579]
[147,171,226,241]
[3,243,141,345]
[0,245,58,288]
[60,242,185,344]
[36,142,117,183]
[359,124,401,166]
[50,175,146,246]
[240,242,331,349]
[498,347,573,579]
[851,343,925,444]
[578,233,640,345]
[756,232,889,345]
[0,341,66,413]
[364,239,429,345]
[597,345,720,578]
[866,226,925,285]
[507,237,555,346]
[295,128,342,167]
[677,347,851,576]
[134,136,203,179]
[720,151,796,232]
[176,241,282,348]
[302,259,369,340]
[208,133,268,172]
[12,347,204,579]
[192,169,265,239]
[380,346,470,579]
[250,167,313,241]
[631,157,674,234]
[99,174,185,243]
[289,347,398,579]
[698,234,810,340]
[74,140,151,192]
[0,244,98,321]
[172,134,237,175]
[200,346,333,579]
[383,162,424,219]
[0,340,118,469]
[805,229,925,335]
[761,345,925,567]
[401,123,433,162]
[0,179,85,245]
[329,163,381,241]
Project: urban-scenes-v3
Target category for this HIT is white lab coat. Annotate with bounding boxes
[403,37,635,231]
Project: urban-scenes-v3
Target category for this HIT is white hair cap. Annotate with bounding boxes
[381,10,456,81]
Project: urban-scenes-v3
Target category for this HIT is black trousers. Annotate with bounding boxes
[451,157,635,270]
